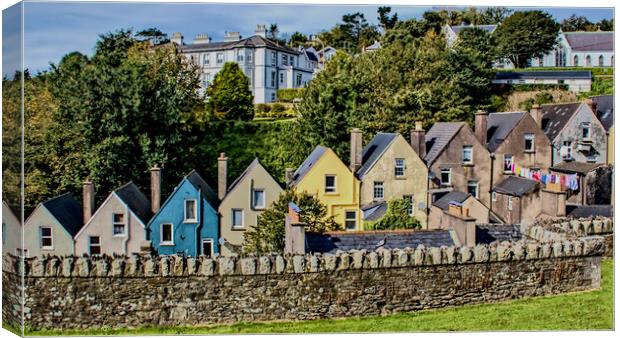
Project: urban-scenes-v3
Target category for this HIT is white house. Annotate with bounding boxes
[530,31,614,67]
[442,24,497,47]
[174,25,317,103]
[492,71,592,92]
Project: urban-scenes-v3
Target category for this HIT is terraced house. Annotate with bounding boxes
[173,24,316,103]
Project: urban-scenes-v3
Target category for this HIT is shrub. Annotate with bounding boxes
[271,103,286,113]
[277,88,305,102]
[364,199,421,231]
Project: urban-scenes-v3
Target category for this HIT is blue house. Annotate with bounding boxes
[148,170,219,257]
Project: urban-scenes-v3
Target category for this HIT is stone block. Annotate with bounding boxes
[540,243,551,259]
[603,218,613,232]
[275,255,286,274]
[128,255,139,276]
[186,258,197,275]
[552,242,564,258]
[513,242,525,260]
[258,256,271,274]
[95,259,109,277]
[593,220,604,233]
[111,258,125,277]
[76,257,90,277]
[173,256,185,276]
[292,255,305,273]
[429,247,442,265]
[579,220,591,234]
[144,258,156,277]
[352,250,364,269]
[380,249,392,268]
[397,249,408,267]
[218,257,235,275]
[473,245,489,263]
[458,246,473,263]
[572,239,584,256]
[200,258,215,276]
[337,253,351,271]
[309,254,320,272]
[591,220,602,234]
[323,254,337,271]
[240,258,257,275]
[562,240,573,256]
[160,257,171,277]
[62,257,74,277]
[413,247,425,265]
[496,242,512,261]
[526,242,540,260]
[32,257,46,277]
[443,246,456,264]
[366,251,379,269]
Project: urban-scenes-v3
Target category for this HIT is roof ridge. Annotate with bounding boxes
[42,192,74,205]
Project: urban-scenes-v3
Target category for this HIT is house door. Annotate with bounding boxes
[201,239,213,258]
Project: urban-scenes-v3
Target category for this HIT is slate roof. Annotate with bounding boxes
[290,146,328,186]
[365,41,381,50]
[590,95,614,131]
[305,50,318,62]
[475,224,522,244]
[540,102,582,142]
[357,133,398,179]
[41,193,84,236]
[564,32,614,52]
[180,35,300,54]
[424,122,465,164]
[450,24,497,34]
[486,112,526,152]
[227,158,260,194]
[567,204,613,218]
[114,182,152,224]
[550,162,604,175]
[494,71,592,80]
[305,230,456,254]
[492,176,539,197]
[185,170,218,207]
[361,201,388,221]
[433,191,471,211]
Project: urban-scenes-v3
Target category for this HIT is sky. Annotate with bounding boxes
[1,1,615,76]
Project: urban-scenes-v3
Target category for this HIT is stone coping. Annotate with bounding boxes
[3,237,606,278]
[523,217,613,242]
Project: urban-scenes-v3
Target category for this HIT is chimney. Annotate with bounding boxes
[171,32,183,45]
[350,128,363,172]
[285,168,295,185]
[475,110,488,146]
[585,98,598,116]
[193,34,211,44]
[83,179,95,224]
[284,202,305,254]
[224,31,242,42]
[218,152,228,200]
[530,104,542,128]
[410,121,426,159]
[255,24,267,38]
[150,165,162,213]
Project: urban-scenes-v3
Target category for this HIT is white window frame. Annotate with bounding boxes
[296,73,302,86]
[462,145,473,164]
[279,72,284,84]
[524,134,535,152]
[112,213,126,236]
[467,181,479,198]
[232,209,244,229]
[40,226,53,249]
[270,71,276,88]
[271,52,277,66]
[89,236,101,255]
[252,189,265,209]
[344,210,357,231]
[184,199,198,223]
[582,123,592,141]
[281,54,288,66]
[373,181,384,200]
[562,141,573,160]
[204,53,210,65]
[508,196,513,211]
[503,155,513,173]
[160,223,174,245]
[216,53,224,65]
[201,239,214,257]
[325,175,337,194]
[394,158,405,177]
[440,168,452,185]
[404,195,415,216]
[492,191,497,202]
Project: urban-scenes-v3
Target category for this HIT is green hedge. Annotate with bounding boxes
[277,88,305,102]
[493,83,569,92]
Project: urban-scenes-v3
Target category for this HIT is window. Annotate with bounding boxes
[404,195,414,216]
[204,73,211,87]
[271,52,277,66]
[555,47,565,67]
[232,209,244,229]
[252,189,265,209]
[507,196,513,211]
[201,239,214,257]
[112,213,125,236]
[160,223,173,245]
[325,175,337,193]
[462,146,473,164]
[247,53,252,62]
[296,74,302,86]
[599,55,604,67]
[373,181,384,200]
[237,52,244,62]
[585,55,591,66]
[271,92,276,102]
[40,227,53,249]
[216,53,224,65]
[270,71,276,87]
[279,72,284,84]
[503,155,513,173]
[562,141,573,160]
[204,53,210,65]
[282,54,288,66]
[524,134,535,152]
[184,199,197,222]
[573,55,579,66]
[89,236,101,255]
[492,191,497,202]
[345,211,357,231]
[582,123,591,141]
[440,168,451,185]
[289,55,294,65]
[394,158,405,177]
[467,181,479,198]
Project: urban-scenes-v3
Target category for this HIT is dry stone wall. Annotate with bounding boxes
[2,238,605,331]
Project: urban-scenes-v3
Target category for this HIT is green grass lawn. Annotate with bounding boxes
[16,259,614,336]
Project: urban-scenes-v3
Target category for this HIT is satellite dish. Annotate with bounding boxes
[218,237,227,245]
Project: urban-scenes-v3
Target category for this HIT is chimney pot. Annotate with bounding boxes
[218,153,228,200]
[350,128,363,172]
[475,110,488,146]
[150,165,162,213]
[83,179,95,225]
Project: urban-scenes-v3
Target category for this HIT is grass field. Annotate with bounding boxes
[12,259,614,336]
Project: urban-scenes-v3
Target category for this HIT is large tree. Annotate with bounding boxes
[206,62,254,121]
[318,12,380,54]
[378,6,398,31]
[494,11,560,68]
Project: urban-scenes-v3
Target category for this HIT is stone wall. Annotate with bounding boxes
[2,238,605,331]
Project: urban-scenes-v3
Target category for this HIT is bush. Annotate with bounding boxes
[364,199,421,231]
[271,103,286,113]
[277,88,305,102]
[255,103,272,114]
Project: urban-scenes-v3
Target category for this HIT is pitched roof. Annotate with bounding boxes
[590,95,614,131]
[361,201,388,221]
[493,176,539,197]
[494,71,592,80]
[550,162,604,174]
[433,191,471,211]
[305,50,318,62]
[185,170,218,206]
[357,133,398,179]
[450,24,497,34]
[290,146,328,186]
[486,112,526,152]
[567,204,613,218]
[41,193,84,236]
[305,230,456,254]
[226,158,260,194]
[540,102,582,141]
[114,182,151,224]
[424,122,465,164]
[475,224,522,244]
[564,31,614,52]
[180,35,300,54]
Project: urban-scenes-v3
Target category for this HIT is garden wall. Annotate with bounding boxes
[2,238,604,331]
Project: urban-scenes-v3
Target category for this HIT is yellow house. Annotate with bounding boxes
[289,145,361,230]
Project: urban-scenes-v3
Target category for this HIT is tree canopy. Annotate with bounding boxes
[318,12,380,54]
[365,199,421,230]
[206,62,254,121]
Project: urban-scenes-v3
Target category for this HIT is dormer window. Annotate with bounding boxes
[462,146,473,164]
[394,158,405,177]
[252,189,265,209]
[40,227,53,249]
[325,175,337,194]
[524,134,535,152]
[112,213,126,236]
[184,199,197,222]
[581,123,591,141]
